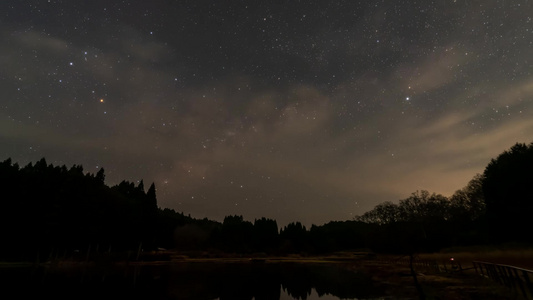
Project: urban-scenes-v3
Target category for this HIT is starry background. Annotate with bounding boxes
[1,0,532,226]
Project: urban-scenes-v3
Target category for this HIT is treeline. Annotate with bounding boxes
[354,187,487,253]
[354,142,533,253]
[161,142,533,254]
[0,157,372,261]
[1,142,532,261]
[155,213,375,255]
[0,158,159,261]
[154,142,533,254]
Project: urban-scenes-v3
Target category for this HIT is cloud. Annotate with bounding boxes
[16,31,70,54]
[396,45,472,93]
[2,1,532,227]
[494,78,533,107]
[98,68,533,226]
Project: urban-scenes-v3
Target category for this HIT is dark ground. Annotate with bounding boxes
[350,260,520,300]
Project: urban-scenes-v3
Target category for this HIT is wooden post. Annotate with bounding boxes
[511,268,527,297]
[86,244,91,262]
[522,270,533,297]
[489,265,500,283]
[497,265,510,287]
[136,242,142,261]
[409,254,426,300]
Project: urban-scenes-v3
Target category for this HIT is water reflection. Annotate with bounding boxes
[1,262,387,299]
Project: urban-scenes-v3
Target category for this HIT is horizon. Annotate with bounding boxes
[1,1,532,227]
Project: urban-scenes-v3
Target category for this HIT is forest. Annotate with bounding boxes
[1,142,532,262]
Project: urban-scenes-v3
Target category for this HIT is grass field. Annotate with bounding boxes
[419,245,533,270]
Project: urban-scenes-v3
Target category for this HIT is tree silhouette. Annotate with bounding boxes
[220,215,254,252]
[0,158,164,261]
[280,222,308,253]
[253,217,279,253]
[482,142,533,243]
[8,142,533,261]
[449,174,485,222]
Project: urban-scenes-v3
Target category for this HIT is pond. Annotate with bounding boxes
[1,262,391,299]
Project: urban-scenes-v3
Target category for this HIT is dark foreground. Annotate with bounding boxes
[0,256,517,300]
[352,260,515,299]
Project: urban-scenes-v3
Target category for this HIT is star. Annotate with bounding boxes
[1,0,530,227]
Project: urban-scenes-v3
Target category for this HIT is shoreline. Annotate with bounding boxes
[1,253,519,299]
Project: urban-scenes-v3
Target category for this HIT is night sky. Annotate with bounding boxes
[1,1,532,226]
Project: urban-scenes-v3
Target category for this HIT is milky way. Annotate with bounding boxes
[1,1,532,226]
